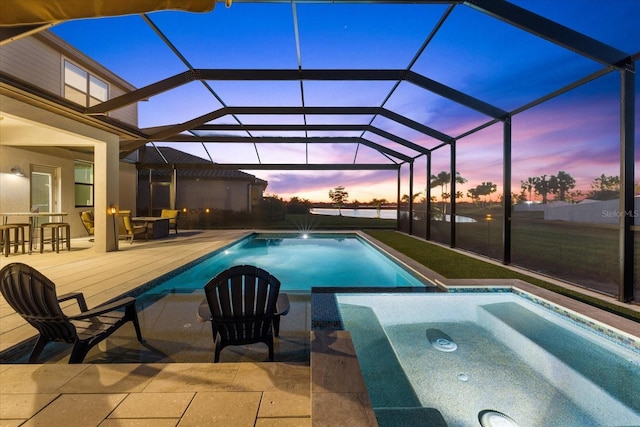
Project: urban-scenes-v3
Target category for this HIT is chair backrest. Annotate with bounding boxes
[160,209,179,224]
[119,210,133,235]
[0,263,76,343]
[204,265,281,342]
[79,211,94,235]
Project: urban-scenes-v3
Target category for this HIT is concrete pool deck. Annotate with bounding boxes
[0,229,638,426]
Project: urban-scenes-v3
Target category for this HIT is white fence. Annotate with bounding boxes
[515,198,639,225]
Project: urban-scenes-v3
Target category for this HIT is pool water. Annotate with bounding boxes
[144,233,432,293]
[336,292,640,427]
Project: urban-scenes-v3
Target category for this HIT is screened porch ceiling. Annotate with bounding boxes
[6,0,640,173]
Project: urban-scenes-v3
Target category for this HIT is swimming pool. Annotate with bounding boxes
[336,291,640,427]
[143,233,435,293]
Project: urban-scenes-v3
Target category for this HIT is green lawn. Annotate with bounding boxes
[364,229,640,323]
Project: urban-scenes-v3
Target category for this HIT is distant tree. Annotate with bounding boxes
[566,189,584,203]
[467,182,496,206]
[286,196,312,214]
[521,177,536,202]
[401,192,422,204]
[430,171,467,214]
[549,171,576,202]
[259,196,287,221]
[370,198,388,218]
[533,175,551,204]
[467,187,481,206]
[478,181,497,204]
[512,192,525,204]
[329,186,349,215]
[588,174,620,200]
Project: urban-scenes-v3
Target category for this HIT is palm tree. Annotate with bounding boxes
[430,171,467,215]
[533,175,551,204]
[370,198,387,218]
[521,177,536,202]
[549,171,576,202]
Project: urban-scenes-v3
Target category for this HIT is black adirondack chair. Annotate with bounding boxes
[197,265,290,362]
[0,262,143,363]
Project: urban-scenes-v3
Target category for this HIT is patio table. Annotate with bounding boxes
[132,217,170,239]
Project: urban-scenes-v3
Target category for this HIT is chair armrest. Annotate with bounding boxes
[58,292,89,312]
[197,298,211,322]
[275,293,290,316]
[69,297,137,320]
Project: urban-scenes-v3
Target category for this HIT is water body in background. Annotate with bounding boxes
[310,208,397,219]
[310,208,477,222]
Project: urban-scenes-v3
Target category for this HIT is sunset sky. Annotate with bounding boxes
[51,0,640,203]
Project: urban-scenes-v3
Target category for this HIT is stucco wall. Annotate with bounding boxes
[1,145,137,238]
[177,179,250,212]
[118,162,138,213]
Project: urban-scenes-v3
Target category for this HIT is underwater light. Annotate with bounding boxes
[302,233,309,239]
[479,410,519,427]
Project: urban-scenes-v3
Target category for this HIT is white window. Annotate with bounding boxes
[64,60,108,107]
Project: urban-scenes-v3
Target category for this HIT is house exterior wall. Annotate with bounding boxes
[0,32,137,126]
[119,163,138,213]
[177,179,251,212]
[0,145,137,239]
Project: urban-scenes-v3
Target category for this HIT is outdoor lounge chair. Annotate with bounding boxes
[79,211,94,240]
[197,265,290,362]
[160,209,180,234]
[119,210,147,243]
[0,262,143,363]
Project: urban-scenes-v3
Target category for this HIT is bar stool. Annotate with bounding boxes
[39,222,71,253]
[8,222,31,253]
[0,224,26,257]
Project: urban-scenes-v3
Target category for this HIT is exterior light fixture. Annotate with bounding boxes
[182,207,187,212]
[205,208,210,213]
[10,166,25,176]
[109,206,118,249]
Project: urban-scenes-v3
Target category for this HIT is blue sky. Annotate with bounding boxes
[51,0,640,203]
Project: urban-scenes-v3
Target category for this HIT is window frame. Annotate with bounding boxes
[63,60,109,107]
[74,160,94,208]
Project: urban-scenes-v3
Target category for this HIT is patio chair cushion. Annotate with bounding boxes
[160,209,180,234]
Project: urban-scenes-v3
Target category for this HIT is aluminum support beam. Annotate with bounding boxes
[426,152,432,240]
[137,163,400,171]
[145,106,450,145]
[409,161,414,235]
[464,0,631,68]
[503,117,512,265]
[450,140,456,247]
[619,64,636,302]
[195,123,430,154]
[87,68,505,122]
[397,168,401,231]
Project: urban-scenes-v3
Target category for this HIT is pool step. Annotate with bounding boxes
[375,407,447,427]
[478,302,640,421]
[339,303,422,408]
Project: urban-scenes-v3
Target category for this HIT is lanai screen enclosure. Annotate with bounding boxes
[0,0,637,302]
